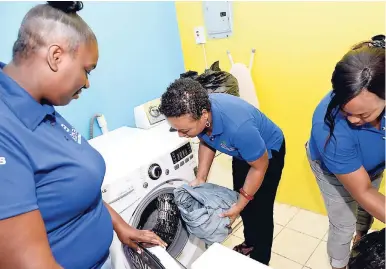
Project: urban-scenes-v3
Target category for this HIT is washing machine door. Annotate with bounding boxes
[124,244,168,269]
[122,179,194,268]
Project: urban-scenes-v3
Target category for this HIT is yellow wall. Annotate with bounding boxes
[175,1,385,230]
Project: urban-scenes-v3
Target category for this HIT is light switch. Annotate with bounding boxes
[194,26,206,44]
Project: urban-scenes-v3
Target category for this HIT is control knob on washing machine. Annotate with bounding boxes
[148,164,162,180]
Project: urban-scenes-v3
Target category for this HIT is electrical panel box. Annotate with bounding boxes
[203,1,233,39]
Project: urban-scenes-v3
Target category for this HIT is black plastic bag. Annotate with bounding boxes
[348,228,385,269]
[180,61,239,97]
[180,70,198,80]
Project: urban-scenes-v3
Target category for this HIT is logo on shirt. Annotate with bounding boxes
[220,141,236,151]
[0,157,6,165]
[61,123,82,144]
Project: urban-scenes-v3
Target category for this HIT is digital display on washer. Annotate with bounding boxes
[171,143,192,164]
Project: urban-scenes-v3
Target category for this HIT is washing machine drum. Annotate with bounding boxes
[123,187,189,268]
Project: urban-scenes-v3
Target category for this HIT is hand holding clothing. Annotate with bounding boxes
[220,203,243,225]
[189,178,206,187]
[104,202,167,252]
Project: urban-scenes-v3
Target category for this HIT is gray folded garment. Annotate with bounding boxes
[173,183,239,245]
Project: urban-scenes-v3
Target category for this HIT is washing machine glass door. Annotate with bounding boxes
[123,184,189,262]
[124,244,167,269]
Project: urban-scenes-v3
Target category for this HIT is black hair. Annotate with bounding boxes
[324,34,385,145]
[348,229,385,269]
[12,1,96,64]
[159,78,211,120]
[47,1,83,13]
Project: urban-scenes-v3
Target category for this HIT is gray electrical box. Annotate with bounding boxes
[203,1,233,39]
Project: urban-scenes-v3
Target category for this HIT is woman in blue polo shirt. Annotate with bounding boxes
[307,35,385,269]
[0,2,165,269]
[159,78,286,265]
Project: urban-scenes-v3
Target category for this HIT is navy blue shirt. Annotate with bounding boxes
[198,93,284,161]
[0,63,113,269]
[309,92,385,176]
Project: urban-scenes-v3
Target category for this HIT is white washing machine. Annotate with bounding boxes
[89,127,206,269]
[133,97,202,167]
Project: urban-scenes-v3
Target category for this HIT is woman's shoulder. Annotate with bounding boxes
[312,92,332,122]
[0,112,25,141]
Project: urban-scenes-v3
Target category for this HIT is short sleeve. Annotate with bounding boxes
[0,130,37,220]
[233,120,266,162]
[311,121,361,174]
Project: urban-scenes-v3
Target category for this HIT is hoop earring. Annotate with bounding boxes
[205,121,211,128]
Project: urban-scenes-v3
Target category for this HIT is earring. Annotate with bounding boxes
[205,121,211,128]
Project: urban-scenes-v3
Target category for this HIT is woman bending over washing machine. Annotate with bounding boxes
[159,78,286,265]
[306,35,385,269]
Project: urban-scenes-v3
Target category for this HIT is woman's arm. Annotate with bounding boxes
[221,121,270,223]
[337,167,385,223]
[311,121,384,222]
[0,210,63,269]
[238,151,269,209]
[221,151,269,224]
[103,202,167,249]
[194,140,216,184]
[104,201,127,231]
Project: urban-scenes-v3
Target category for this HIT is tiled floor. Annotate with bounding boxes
[206,153,332,269]
[222,204,331,269]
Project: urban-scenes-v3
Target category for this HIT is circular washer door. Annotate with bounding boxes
[123,181,189,261]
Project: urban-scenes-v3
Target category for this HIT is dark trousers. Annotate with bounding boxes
[232,139,286,265]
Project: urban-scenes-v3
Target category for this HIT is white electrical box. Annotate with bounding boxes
[194,26,206,44]
[203,1,233,39]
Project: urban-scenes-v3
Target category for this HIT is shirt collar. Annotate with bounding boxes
[209,95,223,136]
[0,62,55,130]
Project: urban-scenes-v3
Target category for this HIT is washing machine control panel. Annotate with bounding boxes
[171,143,192,164]
[148,163,162,180]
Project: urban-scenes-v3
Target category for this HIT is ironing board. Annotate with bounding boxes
[227,49,260,109]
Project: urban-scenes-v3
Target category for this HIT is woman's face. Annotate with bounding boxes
[167,111,209,138]
[341,89,385,126]
[43,41,99,106]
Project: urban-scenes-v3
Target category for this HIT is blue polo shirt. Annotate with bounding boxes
[198,93,284,161]
[309,91,385,176]
[0,63,113,269]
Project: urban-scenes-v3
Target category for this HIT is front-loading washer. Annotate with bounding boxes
[89,127,206,269]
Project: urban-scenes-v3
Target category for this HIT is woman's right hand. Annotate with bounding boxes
[337,167,385,223]
[116,224,167,253]
[189,178,206,187]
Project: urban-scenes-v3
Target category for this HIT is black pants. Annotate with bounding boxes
[232,139,286,265]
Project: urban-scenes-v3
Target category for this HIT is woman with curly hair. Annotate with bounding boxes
[159,78,286,265]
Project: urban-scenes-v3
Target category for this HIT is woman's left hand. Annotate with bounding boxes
[220,204,243,226]
[117,225,167,250]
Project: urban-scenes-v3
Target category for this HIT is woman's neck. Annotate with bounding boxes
[370,107,385,130]
[3,61,43,103]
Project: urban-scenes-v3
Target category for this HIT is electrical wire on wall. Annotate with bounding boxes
[202,43,208,70]
[89,114,109,139]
